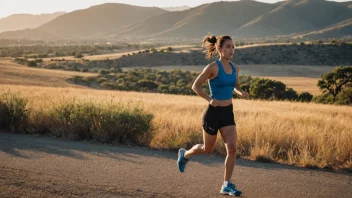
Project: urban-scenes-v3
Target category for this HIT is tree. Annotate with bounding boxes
[335,87,352,105]
[285,88,298,101]
[317,66,352,102]
[298,92,313,102]
[249,78,287,100]
[312,93,334,104]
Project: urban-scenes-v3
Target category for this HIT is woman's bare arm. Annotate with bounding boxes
[192,63,216,103]
[233,65,249,98]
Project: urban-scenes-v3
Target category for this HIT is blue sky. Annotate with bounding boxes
[0,0,350,19]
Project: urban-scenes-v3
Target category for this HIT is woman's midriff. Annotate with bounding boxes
[216,99,233,107]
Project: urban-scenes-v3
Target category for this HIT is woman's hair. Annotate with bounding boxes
[202,35,232,59]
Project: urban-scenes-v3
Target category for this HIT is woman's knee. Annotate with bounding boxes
[226,143,237,155]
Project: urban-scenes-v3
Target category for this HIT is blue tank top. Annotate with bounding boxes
[208,60,237,100]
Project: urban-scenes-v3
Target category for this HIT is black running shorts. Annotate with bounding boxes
[202,104,236,136]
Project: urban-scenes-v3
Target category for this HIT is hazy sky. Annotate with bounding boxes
[0,0,350,19]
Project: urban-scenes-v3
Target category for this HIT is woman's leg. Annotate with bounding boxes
[219,125,242,196]
[177,129,217,173]
[184,129,217,159]
[219,125,237,182]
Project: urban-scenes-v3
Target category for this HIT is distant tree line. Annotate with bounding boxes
[0,43,162,58]
[68,66,352,105]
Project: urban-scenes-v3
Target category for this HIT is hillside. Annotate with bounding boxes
[115,1,277,39]
[0,0,352,41]
[293,18,352,39]
[161,6,191,12]
[111,44,352,67]
[0,12,66,33]
[232,0,352,37]
[0,3,167,40]
[0,60,93,87]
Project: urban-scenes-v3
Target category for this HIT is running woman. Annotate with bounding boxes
[177,35,249,196]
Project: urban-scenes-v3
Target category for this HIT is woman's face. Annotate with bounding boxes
[218,39,234,60]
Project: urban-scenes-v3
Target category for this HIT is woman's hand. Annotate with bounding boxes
[209,99,220,107]
[241,92,249,99]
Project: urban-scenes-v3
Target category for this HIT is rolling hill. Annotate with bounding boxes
[0,12,66,33]
[232,0,352,37]
[115,1,278,40]
[293,18,352,39]
[0,3,167,40]
[0,0,351,41]
[161,6,191,12]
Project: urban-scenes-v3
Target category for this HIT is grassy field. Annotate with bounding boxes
[0,60,94,88]
[0,60,351,170]
[32,45,201,61]
[1,84,351,170]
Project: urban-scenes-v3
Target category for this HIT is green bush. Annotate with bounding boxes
[84,76,96,83]
[80,68,89,72]
[335,87,352,105]
[75,53,84,58]
[97,77,108,84]
[35,58,43,63]
[48,100,154,145]
[27,61,37,67]
[298,92,313,102]
[249,78,287,100]
[0,91,30,133]
[101,82,116,89]
[70,76,84,83]
[98,69,110,75]
[137,80,159,89]
[285,88,298,101]
[312,93,335,104]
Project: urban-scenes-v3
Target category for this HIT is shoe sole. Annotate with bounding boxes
[220,190,242,196]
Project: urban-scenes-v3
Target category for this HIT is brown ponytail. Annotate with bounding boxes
[202,35,232,60]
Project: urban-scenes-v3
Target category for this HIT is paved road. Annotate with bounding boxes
[1,132,351,198]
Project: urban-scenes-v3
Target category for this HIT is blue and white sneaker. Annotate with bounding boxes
[220,182,242,196]
[177,148,189,173]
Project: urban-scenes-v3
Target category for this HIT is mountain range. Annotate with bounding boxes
[0,12,66,33]
[0,0,351,41]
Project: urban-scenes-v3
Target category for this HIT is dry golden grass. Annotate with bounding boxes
[1,84,351,170]
[260,76,321,95]
[1,60,351,169]
[39,45,200,61]
[0,60,94,88]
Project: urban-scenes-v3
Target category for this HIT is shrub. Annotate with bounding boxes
[101,82,116,89]
[27,61,37,67]
[298,92,313,102]
[47,100,154,145]
[75,53,84,58]
[285,88,298,101]
[0,91,29,133]
[80,68,89,72]
[335,87,352,105]
[97,77,108,84]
